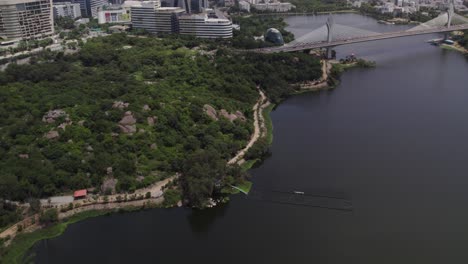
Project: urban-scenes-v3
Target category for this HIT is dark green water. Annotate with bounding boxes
[34,14,468,264]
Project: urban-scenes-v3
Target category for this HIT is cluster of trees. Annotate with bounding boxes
[231,16,295,49]
[360,3,438,23]
[289,0,349,12]
[0,33,321,207]
[0,38,54,57]
[0,200,20,230]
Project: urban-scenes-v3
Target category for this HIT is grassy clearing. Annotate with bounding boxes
[1,210,110,264]
[231,181,253,195]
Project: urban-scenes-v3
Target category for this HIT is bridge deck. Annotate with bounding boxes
[251,24,468,53]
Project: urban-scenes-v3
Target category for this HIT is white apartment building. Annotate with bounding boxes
[253,2,295,12]
[0,0,54,40]
[155,7,185,33]
[178,14,233,38]
[98,7,130,24]
[53,2,82,19]
[130,1,161,34]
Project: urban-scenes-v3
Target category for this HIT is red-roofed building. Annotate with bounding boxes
[74,189,87,199]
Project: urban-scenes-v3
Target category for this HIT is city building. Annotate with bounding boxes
[0,0,54,41]
[97,5,130,24]
[71,0,107,18]
[178,13,233,38]
[252,1,295,12]
[155,7,185,33]
[239,0,251,12]
[53,2,82,19]
[130,1,161,34]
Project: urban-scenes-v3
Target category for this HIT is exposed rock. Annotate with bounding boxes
[44,130,59,139]
[177,201,183,207]
[42,109,68,123]
[219,109,238,122]
[119,111,137,134]
[118,124,136,134]
[147,116,157,126]
[142,104,151,111]
[58,120,72,130]
[111,132,119,137]
[138,128,145,133]
[112,101,129,110]
[150,143,157,150]
[86,145,94,152]
[203,104,218,121]
[101,177,117,194]
[136,176,145,182]
[234,111,247,122]
[78,120,85,126]
[119,111,136,125]
[106,167,113,175]
[18,154,29,159]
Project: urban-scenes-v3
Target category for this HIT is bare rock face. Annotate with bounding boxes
[42,109,68,124]
[119,111,137,134]
[218,109,246,122]
[150,143,157,150]
[44,130,59,139]
[106,167,113,175]
[112,101,129,110]
[147,116,157,126]
[18,154,29,159]
[203,104,218,121]
[58,120,72,130]
[101,177,117,194]
[78,120,85,126]
[219,109,238,122]
[142,104,151,112]
[234,111,247,122]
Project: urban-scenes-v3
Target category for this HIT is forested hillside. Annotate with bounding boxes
[0,34,321,208]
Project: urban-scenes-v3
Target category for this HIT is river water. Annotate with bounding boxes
[33,14,468,264]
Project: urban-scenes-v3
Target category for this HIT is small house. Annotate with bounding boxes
[73,189,87,200]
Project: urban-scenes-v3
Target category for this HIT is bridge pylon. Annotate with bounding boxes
[325,14,335,59]
[447,0,454,28]
[444,0,455,40]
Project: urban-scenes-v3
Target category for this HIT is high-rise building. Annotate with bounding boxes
[130,1,161,34]
[155,7,185,33]
[178,14,232,38]
[0,0,54,41]
[53,2,82,19]
[71,0,107,18]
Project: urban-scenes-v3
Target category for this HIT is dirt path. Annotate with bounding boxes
[299,60,332,90]
[228,89,269,165]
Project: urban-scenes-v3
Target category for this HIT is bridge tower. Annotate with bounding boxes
[325,14,335,58]
[444,0,455,40]
[447,0,454,28]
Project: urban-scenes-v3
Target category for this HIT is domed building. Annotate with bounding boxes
[264,28,284,45]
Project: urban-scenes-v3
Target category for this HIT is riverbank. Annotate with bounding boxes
[0,177,174,263]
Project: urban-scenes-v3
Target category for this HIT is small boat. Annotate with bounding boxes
[293,191,305,195]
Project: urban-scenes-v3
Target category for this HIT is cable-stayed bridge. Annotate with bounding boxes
[251,4,468,54]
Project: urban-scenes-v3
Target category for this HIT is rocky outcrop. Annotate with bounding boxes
[101,177,117,194]
[112,101,129,110]
[18,154,29,159]
[142,104,151,112]
[44,130,59,139]
[42,109,68,124]
[147,116,157,126]
[203,104,218,121]
[118,111,137,134]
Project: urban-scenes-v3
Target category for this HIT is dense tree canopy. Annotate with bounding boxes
[0,33,321,208]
